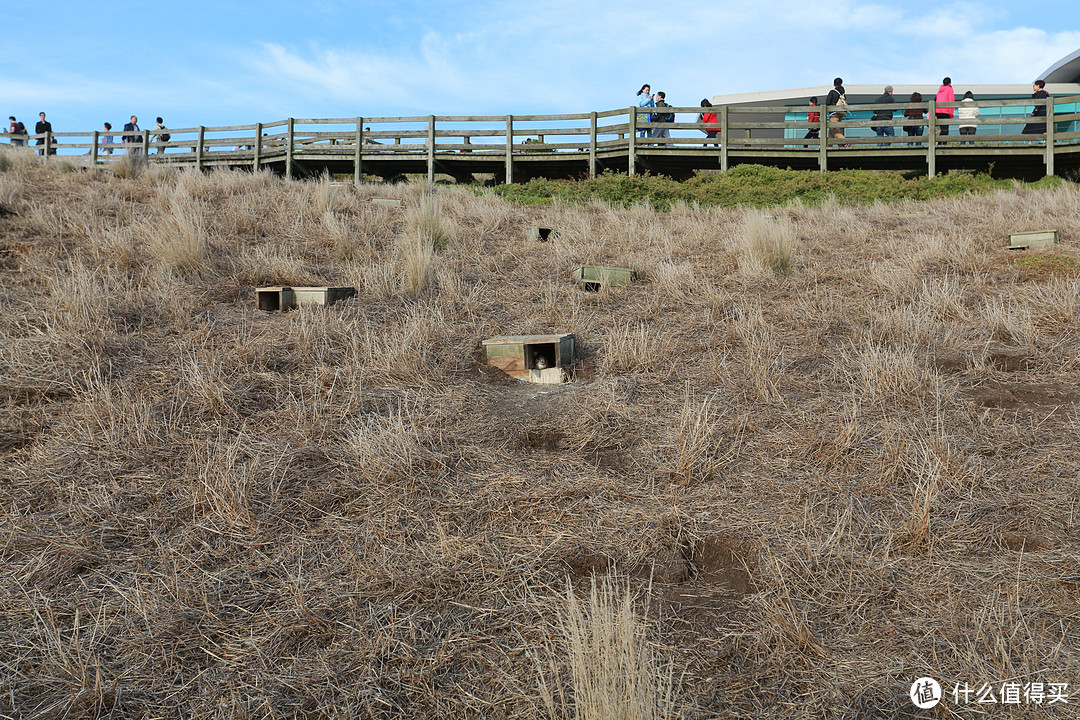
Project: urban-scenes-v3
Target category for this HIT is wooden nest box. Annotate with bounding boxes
[1008,230,1058,250]
[256,286,357,311]
[574,265,636,292]
[481,334,575,384]
[527,226,561,242]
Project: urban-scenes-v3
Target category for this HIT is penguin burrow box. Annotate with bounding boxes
[527,226,561,242]
[481,334,575,384]
[574,265,636,292]
[256,286,356,311]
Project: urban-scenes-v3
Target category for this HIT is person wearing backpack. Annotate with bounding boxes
[7,116,27,146]
[651,91,674,140]
[826,78,848,140]
[154,117,171,154]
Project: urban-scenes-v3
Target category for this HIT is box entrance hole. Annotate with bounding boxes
[257,289,282,311]
[537,227,554,242]
[525,342,558,370]
[582,281,601,292]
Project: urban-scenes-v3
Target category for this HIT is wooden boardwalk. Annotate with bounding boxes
[7,96,1079,182]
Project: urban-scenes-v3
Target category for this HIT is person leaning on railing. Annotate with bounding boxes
[6,116,27,146]
[698,99,720,147]
[903,92,925,144]
[958,91,979,144]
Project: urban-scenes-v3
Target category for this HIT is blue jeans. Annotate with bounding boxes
[874,126,895,145]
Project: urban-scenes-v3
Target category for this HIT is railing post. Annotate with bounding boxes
[628,106,637,176]
[92,131,99,165]
[44,131,52,157]
[818,108,827,172]
[589,111,598,179]
[505,115,513,184]
[427,115,436,183]
[927,101,937,178]
[142,129,150,156]
[286,118,296,179]
[196,127,205,172]
[253,122,262,171]
[354,117,363,185]
[721,105,729,172]
[1045,98,1055,177]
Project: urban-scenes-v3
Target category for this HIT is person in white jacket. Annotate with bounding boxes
[958,91,980,144]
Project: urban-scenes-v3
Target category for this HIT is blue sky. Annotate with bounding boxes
[1,0,1077,133]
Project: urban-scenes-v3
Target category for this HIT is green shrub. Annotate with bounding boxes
[488,166,1064,211]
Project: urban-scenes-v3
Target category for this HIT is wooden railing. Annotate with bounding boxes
[3,95,1078,179]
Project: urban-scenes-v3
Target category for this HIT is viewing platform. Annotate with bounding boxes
[4,96,1078,182]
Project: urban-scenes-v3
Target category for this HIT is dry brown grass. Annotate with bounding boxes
[1,161,1079,718]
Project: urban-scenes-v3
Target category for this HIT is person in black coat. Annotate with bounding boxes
[35,112,53,154]
[1023,80,1050,136]
[123,115,141,154]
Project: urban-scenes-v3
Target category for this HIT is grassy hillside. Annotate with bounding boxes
[1,150,1079,718]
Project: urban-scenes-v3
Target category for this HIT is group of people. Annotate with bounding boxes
[5,112,54,154]
[632,76,1053,147]
[636,84,721,145]
[811,77,1052,144]
[3,113,171,155]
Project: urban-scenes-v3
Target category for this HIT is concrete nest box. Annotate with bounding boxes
[527,226,561,242]
[1009,230,1058,250]
[370,197,404,208]
[256,286,357,312]
[574,265,636,292]
[482,334,575,384]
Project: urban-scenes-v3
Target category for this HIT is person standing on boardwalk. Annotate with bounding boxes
[154,117,170,154]
[871,86,895,143]
[903,92,926,144]
[7,116,27,146]
[935,77,955,136]
[123,116,141,154]
[35,112,53,155]
[804,97,820,143]
[826,78,847,140]
[636,84,654,138]
[652,92,673,140]
[699,99,720,146]
[1023,80,1050,137]
[958,91,979,143]
[102,123,115,155]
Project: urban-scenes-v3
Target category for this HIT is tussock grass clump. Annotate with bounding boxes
[406,192,454,250]
[111,151,147,179]
[146,194,208,276]
[537,573,678,720]
[735,210,797,277]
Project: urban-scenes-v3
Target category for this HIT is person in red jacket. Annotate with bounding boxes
[699,99,720,147]
[935,77,955,136]
[805,96,820,143]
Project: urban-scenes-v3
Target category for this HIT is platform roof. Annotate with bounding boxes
[1042,48,1080,83]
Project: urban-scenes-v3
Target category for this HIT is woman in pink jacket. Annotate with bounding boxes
[935,77,955,136]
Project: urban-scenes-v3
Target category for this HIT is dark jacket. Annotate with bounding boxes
[653,100,674,123]
[872,92,895,120]
[123,121,140,144]
[826,85,846,108]
[1031,89,1049,117]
